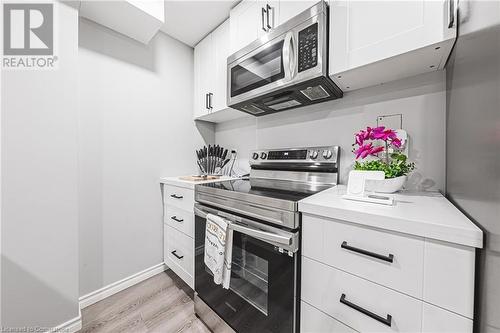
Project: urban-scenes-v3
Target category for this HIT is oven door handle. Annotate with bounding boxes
[230,222,291,246]
[194,205,298,252]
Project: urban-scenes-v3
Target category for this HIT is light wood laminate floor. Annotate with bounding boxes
[79,270,211,333]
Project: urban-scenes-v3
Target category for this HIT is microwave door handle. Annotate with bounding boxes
[282,32,296,81]
[230,222,292,246]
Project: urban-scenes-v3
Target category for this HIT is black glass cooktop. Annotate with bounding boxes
[197,178,333,203]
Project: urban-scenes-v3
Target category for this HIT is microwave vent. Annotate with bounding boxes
[300,85,330,101]
[241,104,265,115]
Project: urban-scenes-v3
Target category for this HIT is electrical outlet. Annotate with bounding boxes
[377,114,402,130]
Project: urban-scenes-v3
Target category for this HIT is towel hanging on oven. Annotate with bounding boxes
[204,213,233,289]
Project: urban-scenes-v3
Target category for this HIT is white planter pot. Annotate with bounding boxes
[366,175,407,193]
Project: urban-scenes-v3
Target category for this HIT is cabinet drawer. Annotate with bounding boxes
[302,257,422,333]
[164,225,194,288]
[164,185,194,211]
[303,214,424,298]
[301,301,358,333]
[165,204,194,238]
[422,302,473,333]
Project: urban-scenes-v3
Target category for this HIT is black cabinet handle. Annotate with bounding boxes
[170,216,184,223]
[208,93,213,110]
[448,0,455,28]
[205,93,209,110]
[171,250,184,260]
[170,194,183,199]
[261,7,267,32]
[340,294,392,327]
[266,4,272,29]
[341,241,394,263]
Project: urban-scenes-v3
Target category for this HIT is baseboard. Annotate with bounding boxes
[79,263,167,309]
[49,309,82,333]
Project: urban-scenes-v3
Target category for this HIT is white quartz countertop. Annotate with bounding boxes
[299,185,483,248]
[159,176,238,189]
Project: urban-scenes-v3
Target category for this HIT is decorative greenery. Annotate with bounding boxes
[352,126,415,178]
[354,153,415,178]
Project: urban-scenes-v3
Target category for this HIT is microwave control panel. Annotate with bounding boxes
[298,23,318,73]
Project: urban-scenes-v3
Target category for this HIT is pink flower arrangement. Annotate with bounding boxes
[353,126,414,179]
[353,126,402,160]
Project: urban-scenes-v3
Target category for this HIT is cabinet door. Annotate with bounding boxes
[212,20,230,113]
[278,0,314,25]
[193,34,214,118]
[229,0,268,54]
[330,0,455,74]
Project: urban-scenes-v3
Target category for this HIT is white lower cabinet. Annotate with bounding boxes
[303,215,424,299]
[301,213,476,332]
[422,302,473,333]
[162,183,195,288]
[302,257,423,333]
[164,185,195,211]
[164,204,194,238]
[164,224,194,288]
[301,301,358,333]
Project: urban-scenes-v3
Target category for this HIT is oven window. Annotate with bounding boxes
[231,40,285,97]
[231,237,269,315]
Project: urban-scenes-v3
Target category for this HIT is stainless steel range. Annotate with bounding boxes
[194,146,340,333]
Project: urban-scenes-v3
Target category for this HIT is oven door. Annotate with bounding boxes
[194,204,299,333]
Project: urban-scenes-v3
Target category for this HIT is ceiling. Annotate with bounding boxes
[160,1,239,47]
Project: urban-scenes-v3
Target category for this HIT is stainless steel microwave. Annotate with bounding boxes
[227,1,342,116]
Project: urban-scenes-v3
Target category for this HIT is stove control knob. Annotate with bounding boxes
[260,152,268,160]
[309,150,319,159]
[252,152,259,160]
[323,150,333,159]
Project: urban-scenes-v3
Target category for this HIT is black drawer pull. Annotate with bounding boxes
[170,216,184,223]
[341,241,394,263]
[340,293,392,327]
[171,250,184,260]
[170,194,183,199]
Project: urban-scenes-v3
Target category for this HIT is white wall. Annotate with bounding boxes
[78,18,211,296]
[1,2,80,328]
[216,71,446,191]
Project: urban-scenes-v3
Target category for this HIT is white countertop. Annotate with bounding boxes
[159,176,238,189]
[299,185,483,248]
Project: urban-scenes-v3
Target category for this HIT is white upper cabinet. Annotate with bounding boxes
[230,1,270,54]
[278,1,316,25]
[194,20,232,119]
[193,34,214,119]
[212,21,231,113]
[329,0,457,91]
[79,0,164,44]
[229,0,318,55]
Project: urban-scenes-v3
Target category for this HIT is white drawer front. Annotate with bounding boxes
[303,214,424,298]
[302,257,422,333]
[301,301,358,333]
[164,225,194,288]
[422,302,473,333]
[165,204,194,238]
[423,239,476,318]
[164,185,194,211]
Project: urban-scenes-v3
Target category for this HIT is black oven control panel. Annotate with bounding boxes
[298,23,318,73]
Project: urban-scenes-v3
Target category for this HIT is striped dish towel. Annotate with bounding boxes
[204,213,233,289]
